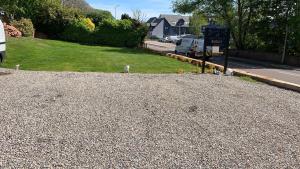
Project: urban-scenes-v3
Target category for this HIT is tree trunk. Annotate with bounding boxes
[242,6,253,46]
[282,21,289,64]
[282,5,290,64]
[237,0,243,49]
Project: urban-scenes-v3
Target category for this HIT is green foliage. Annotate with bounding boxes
[239,76,257,83]
[93,19,148,47]
[173,0,299,57]
[189,11,208,37]
[173,0,259,50]
[61,0,93,12]
[1,0,81,37]
[121,14,131,20]
[11,18,34,37]
[32,2,81,37]
[3,37,197,73]
[82,18,95,31]
[1,0,148,48]
[61,18,94,43]
[289,15,300,55]
[86,9,113,26]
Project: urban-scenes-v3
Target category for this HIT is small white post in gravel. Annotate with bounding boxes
[124,65,130,73]
[16,64,20,71]
[225,68,233,76]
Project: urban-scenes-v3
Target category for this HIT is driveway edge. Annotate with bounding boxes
[165,53,300,93]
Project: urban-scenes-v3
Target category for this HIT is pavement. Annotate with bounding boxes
[145,40,176,53]
[145,40,300,85]
[0,71,299,168]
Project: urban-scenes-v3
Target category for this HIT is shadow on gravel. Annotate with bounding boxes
[0,72,11,76]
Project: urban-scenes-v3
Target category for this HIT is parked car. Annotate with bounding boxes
[159,36,180,43]
[167,35,180,43]
[175,38,194,55]
[159,37,169,43]
[175,38,219,57]
[0,19,5,63]
[190,39,213,57]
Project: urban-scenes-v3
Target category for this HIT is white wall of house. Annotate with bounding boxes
[151,20,164,39]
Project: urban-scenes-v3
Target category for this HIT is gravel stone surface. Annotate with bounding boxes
[0,71,299,168]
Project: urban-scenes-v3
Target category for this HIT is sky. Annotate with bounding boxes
[86,0,175,19]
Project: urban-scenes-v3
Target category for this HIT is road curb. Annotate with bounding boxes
[165,53,300,93]
[233,70,300,92]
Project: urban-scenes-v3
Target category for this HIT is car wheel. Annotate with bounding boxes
[0,54,2,63]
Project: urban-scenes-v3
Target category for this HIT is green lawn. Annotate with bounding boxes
[1,37,198,73]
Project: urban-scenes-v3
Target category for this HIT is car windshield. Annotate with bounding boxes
[176,39,182,46]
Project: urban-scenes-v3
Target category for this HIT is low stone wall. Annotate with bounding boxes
[229,50,300,66]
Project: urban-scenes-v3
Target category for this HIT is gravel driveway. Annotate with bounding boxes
[0,71,299,168]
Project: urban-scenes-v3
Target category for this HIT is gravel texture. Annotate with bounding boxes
[0,71,299,168]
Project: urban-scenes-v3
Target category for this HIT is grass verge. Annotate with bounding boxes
[1,37,198,73]
[239,76,257,83]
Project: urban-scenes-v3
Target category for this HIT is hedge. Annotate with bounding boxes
[92,19,148,47]
[11,18,35,37]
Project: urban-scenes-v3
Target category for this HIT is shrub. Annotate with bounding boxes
[61,18,95,43]
[86,9,113,26]
[194,67,201,74]
[177,69,185,74]
[92,19,148,48]
[11,18,34,37]
[82,18,95,31]
[32,4,80,38]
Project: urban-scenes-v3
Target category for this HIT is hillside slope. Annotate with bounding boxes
[62,0,93,12]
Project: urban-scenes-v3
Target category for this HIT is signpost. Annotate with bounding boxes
[201,24,230,74]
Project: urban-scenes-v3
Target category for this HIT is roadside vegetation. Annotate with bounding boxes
[173,0,299,61]
[239,76,257,83]
[0,0,147,48]
[2,38,198,73]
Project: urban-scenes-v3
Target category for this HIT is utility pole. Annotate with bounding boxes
[114,5,120,19]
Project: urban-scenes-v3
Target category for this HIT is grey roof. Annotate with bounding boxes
[151,18,164,26]
[147,14,190,27]
[159,14,190,27]
[147,17,164,27]
[146,17,157,24]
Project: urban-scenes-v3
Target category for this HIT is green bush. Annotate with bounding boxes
[11,18,34,37]
[86,9,113,26]
[34,6,80,37]
[61,18,94,43]
[92,19,148,47]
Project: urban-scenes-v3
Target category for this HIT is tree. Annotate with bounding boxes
[86,9,113,25]
[132,9,147,23]
[172,0,260,49]
[250,0,298,57]
[189,11,208,37]
[121,13,131,20]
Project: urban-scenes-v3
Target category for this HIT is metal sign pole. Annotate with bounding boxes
[202,35,207,73]
[224,47,229,74]
[223,29,230,74]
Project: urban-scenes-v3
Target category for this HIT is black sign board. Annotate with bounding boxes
[201,25,230,50]
[201,24,230,74]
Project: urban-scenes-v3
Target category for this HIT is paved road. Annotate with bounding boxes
[145,40,300,85]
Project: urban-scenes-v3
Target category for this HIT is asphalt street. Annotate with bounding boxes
[145,40,300,85]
